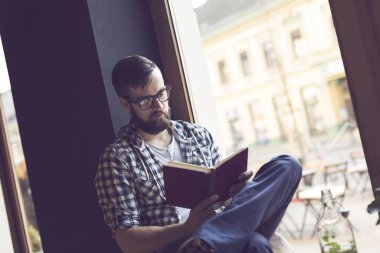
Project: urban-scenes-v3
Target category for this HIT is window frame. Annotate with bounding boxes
[0,103,31,253]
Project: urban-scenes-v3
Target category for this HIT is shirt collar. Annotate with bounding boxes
[118,120,193,151]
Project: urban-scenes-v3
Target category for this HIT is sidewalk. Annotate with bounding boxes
[281,191,379,253]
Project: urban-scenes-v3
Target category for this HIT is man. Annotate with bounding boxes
[95,55,302,253]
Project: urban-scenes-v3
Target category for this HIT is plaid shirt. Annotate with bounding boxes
[95,120,221,234]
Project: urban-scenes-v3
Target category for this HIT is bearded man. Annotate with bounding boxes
[95,55,302,253]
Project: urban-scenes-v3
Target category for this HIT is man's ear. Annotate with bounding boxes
[119,97,130,111]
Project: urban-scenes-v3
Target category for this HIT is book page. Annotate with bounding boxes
[165,161,212,173]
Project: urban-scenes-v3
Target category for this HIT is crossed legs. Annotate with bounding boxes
[192,155,302,253]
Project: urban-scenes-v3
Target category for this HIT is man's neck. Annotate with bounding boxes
[138,128,172,149]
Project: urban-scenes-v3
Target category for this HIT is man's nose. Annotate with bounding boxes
[151,98,164,109]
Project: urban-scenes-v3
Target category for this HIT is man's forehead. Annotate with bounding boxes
[127,81,166,97]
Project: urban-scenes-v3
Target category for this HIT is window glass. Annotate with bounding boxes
[0,37,43,253]
[0,183,14,253]
[239,51,251,76]
[290,29,307,58]
[170,0,374,250]
[178,0,366,172]
[217,60,228,84]
[262,42,276,69]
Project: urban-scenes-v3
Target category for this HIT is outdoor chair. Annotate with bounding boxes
[296,161,348,238]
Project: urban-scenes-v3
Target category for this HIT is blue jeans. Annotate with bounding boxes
[194,155,302,253]
[161,155,302,253]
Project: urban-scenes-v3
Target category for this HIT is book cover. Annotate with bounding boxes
[163,147,249,208]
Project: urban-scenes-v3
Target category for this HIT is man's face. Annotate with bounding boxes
[122,68,171,135]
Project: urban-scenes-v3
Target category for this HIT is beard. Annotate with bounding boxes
[130,106,171,135]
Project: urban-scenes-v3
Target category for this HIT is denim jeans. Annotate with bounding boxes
[161,155,302,253]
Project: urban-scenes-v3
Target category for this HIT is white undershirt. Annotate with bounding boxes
[145,137,190,223]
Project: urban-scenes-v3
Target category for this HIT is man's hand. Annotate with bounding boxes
[228,170,253,198]
[183,195,223,234]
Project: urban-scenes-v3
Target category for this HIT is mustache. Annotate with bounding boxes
[151,110,166,117]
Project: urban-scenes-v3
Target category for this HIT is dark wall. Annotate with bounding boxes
[87,0,162,135]
[0,0,160,252]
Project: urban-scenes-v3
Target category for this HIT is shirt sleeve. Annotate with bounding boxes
[94,146,140,235]
[203,127,222,166]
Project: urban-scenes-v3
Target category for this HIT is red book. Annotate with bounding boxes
[163,147,248,209]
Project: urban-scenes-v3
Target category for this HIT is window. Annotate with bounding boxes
[0,37,43,253]
[262,42,277,69]
[165,0,367,164]
[272,94,295,142]
[248,101,269,145]
[0,185,14,253]
[217,60,228,84]
[301,86,324,135]
[239,51,251,76]
[328,77,356,124]
[157,0,378,247]
[290,29,307,58]
[225,108,243,150]
[151,0,380,251]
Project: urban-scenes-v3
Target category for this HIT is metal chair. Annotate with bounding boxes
[296,161,348,238]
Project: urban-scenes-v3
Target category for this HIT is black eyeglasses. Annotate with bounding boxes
[123,85,172,110]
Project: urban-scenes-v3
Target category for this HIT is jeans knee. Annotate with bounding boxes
[272,155,302,179]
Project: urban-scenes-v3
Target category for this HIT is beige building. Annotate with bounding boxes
[195,0,354,152]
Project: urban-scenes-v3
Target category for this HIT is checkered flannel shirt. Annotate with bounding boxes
[95,120,221,235]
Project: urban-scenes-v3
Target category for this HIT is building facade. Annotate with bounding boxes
[195,0,354,152]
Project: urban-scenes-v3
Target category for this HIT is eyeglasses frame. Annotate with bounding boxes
[122,85,172,110]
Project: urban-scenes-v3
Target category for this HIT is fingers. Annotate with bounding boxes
[228,170,253,197]
[192,195,223,220]
[238,170,253,181]
[193,194,219,211]
[185,196,224,233]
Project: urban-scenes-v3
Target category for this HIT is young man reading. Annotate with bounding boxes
[95,55,302,253]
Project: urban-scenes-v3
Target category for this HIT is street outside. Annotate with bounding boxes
[283,190,379,253]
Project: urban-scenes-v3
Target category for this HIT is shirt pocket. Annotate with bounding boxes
[132,165,165,202]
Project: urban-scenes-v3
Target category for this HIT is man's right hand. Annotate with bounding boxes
[183,194,223,234]
[114,195,223,253]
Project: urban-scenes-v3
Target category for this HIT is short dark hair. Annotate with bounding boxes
[111,55,158,96]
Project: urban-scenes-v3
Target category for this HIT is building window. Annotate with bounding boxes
[239,51,251,76]
[262,42,276,69]
[301,86,324,135]
[272,94,291,141]
[217,60,229,84]
[291,29,307,58]
[248,101,269,145]
[328,77,356,124]
[226,108,243,150]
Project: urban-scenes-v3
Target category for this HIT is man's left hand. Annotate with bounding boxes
[228,170,254,198]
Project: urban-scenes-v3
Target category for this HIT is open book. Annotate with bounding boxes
[163,147,249,209]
